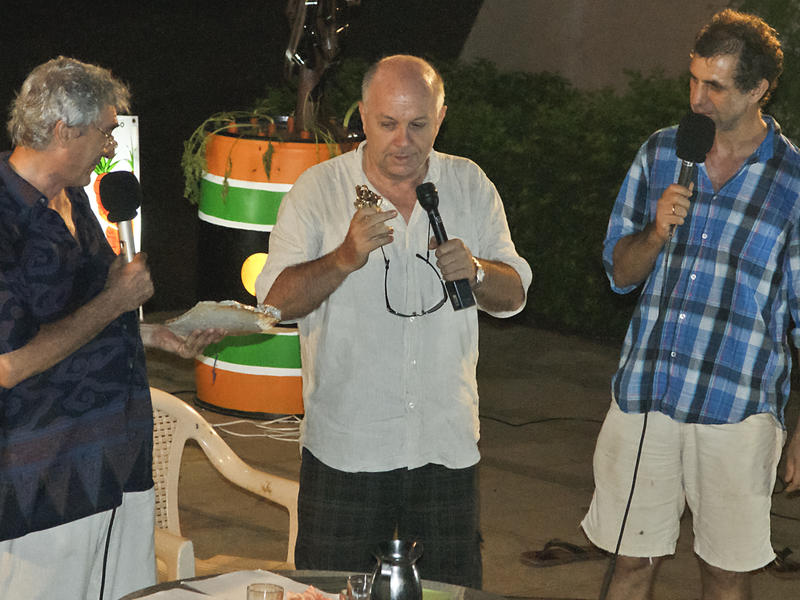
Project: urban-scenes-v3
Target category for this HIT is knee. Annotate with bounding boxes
[614,555,662,576]
[698,559,751,588]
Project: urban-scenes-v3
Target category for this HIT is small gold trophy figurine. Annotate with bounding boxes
[354,185,383,210]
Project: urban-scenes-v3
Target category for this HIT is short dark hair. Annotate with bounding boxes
[692,9,783,105]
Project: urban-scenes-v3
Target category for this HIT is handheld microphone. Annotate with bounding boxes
[415,182,476,311]
[99,171,142,263]
[669,112,715,239]
[675,111,715,188]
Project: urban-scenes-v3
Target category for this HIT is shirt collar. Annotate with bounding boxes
[753,114,779,164]
[0,150,48,209]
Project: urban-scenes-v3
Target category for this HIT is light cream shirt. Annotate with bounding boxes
[256,143,532,472]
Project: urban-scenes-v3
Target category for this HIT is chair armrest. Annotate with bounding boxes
[154,527,196,581]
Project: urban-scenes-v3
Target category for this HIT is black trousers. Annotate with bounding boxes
[295,448,483,589]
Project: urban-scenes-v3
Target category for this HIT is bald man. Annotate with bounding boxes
[256,55,531,587]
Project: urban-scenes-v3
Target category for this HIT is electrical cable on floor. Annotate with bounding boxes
[161,389,301,442]
[213,416,301,442]
[481,415,604,427]
[771,511,800,522]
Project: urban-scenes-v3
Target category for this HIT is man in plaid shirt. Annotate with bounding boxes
[582,10,800,599]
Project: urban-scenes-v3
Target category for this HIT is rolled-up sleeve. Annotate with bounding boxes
[603,139,653,295]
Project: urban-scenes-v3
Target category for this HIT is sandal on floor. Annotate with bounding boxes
[520,538,608,568]
[764,547,800,579]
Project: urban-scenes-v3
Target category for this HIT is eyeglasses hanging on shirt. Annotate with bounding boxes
[381,224,448,318]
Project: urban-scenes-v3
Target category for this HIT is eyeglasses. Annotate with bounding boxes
[94,124,118,149]
[381,245,448,318]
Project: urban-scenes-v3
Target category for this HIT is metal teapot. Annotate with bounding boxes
[369,539,423,600]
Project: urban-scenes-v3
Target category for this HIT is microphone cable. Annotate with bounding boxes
[598,223,677,600]
[99,506,117,600]
[598,413,648,600]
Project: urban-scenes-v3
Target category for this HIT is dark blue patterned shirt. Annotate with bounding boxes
[0,152,153,541]
[604,116,800,426]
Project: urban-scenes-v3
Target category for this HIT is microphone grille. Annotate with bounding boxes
[676,111,716,164]
[98,171,141,222]
[415,182,438,211]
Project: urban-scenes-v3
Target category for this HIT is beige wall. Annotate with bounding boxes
[460,0,729,90]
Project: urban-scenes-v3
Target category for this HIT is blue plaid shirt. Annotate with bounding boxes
[604,116,800,426]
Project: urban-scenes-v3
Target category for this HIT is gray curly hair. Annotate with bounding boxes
[8,56,130,150]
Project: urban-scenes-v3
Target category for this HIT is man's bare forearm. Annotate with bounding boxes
[0,288,129,389]
[611,223,667,289]
[265,248,351,321]
[474,259,526,312]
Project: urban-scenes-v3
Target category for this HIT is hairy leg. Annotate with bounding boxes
[604,555,662,600]
[698,558,751,600]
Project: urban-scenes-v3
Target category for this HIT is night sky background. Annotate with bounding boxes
[0,1,483,310]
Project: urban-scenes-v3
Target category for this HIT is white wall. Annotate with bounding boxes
[460,0,729,90]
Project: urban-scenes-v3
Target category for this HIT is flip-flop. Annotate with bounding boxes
[764,547,800,579]
[520,538,608,568]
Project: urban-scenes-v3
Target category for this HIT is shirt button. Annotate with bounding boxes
[670,351,677,358]
[411,360,417,366]
[679,313,686,320]
[408,402,415,409]
[409,316,415,323]
[690,273,697,281]
[702,233,708,240]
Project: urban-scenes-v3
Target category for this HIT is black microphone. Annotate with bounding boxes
[99,171,142,263]
[415,182,476,311]
[676,111,715,188]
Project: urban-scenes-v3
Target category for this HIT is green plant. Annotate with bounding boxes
[181,108,274,205]
[435,59,688,341]
[735,0,800,140]
[181,61,367,207]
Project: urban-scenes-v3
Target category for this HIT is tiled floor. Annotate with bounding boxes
[145,313,800,599]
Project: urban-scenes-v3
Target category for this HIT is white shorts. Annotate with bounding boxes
[0,488,156,600]
[581,400,784,572]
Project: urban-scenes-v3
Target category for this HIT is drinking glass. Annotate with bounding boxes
[346,573,373,600]
[247,583,284,600]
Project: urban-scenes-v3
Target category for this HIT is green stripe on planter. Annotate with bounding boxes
[199,178,285,226]
[202,333,302,368]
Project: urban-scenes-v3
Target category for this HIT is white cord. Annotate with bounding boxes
[212,415,301,442]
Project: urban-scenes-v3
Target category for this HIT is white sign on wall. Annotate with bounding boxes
[84,115,142,254]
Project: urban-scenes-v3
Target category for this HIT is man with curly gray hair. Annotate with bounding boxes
[0,56,223,599]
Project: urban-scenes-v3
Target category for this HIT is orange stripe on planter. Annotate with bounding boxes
[195,360,304,415]
[205,135,339,184]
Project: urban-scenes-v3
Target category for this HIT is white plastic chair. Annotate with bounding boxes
[150,387,299,581]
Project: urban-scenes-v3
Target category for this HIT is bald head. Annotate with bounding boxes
[357,55,447,184]
[361,55,445,111]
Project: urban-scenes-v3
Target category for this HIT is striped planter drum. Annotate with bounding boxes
[195,124,340,417]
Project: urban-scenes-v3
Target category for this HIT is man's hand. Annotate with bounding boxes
[611,182,695,289]
[104,253,154,315]
[334,207,397,273]
[784,430,800,494]
[652,183,693,242]
[141,323,227,358]
[430,237,475,283]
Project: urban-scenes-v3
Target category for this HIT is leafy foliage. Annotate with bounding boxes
[435,60,688,340]
[736,0,800,139]
[181,0,800,342]
[181,108,275,205]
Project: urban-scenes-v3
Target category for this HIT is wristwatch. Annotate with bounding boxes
[258,303,282,322]
[472,257,485,288]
